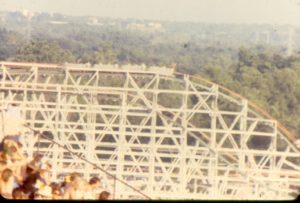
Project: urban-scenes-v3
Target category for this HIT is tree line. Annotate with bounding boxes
[0,21,299,137]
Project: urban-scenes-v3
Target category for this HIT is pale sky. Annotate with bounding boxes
[0,0,300,25]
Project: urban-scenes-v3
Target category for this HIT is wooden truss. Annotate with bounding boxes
[0,61,300,200]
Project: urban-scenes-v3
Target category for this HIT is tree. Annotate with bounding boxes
[0,28,24,60]
[14,40,75,63]
[238,47,254,67]
[78,43,117,65]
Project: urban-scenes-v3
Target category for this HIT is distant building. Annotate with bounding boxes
[148,22,163,30]
[49,21,69,25]
[21,9,34,19]
[126,22,164,33]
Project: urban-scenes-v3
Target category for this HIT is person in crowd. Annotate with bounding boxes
[20,170,40,199]
[84,176,102,199]
[0,110,116,200]
[11,157,29,185]
[0,168,15,199]
[50,182,63,200]
[2,138,24,162]
[12,187,26,199]
[63,176,85,199]
[27,153,44,172]
[98,190,112,200]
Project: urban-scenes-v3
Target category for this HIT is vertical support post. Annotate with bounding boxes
[116,72,128,199]
[239,99,249,195]
[52,85,61,181]
[180,74,189,197]
[85,91,93,180]
[270,120,278,197]
[149,73,159,197]
[209,84,218,197]
[113,176,116,199]
[21,70,29,156]
[239,99,248,170]
[271,121,277,171]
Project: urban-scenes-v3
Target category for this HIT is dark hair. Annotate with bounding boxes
[21,172,39,194]
[89,177,100,185]
[99,191,111,200]
[12,187,24,199]
[60,181,67,188]
[26,165,35,175]
[50,182,60,188]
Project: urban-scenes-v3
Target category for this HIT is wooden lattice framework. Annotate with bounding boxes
[0,61,300,200]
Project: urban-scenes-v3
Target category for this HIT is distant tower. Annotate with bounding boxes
[287,26,295,56]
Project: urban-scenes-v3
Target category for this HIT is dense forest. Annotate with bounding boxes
[1,11,300,137]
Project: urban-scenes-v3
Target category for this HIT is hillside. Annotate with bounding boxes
[0,11,300,136]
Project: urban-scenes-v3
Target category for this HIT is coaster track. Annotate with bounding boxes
[0,61,300,200]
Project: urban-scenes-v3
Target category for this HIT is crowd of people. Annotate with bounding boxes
[0,104,112,200]
[0,135,113,200]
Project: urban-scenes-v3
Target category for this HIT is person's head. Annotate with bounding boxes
[1,168,13,182]
[3,139,19,151]
[60,180,67,188]
[49,182,59,188]
[7,145,22,161]
[12,187,25,199]
[52,187,62,200]
[98,191,112,200]
[89,177,101,188]
[25,165,35,175]
[70,172,81,182]
[50,183,62,200]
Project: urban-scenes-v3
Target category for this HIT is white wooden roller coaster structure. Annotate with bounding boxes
[0,61,300,200]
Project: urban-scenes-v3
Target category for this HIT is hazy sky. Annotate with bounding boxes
[1,0,300,25]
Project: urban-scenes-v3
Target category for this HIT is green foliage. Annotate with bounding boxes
[14,40,75,63]
[1,15,300,136]
[77,42,117,65]
[0,28,25,60]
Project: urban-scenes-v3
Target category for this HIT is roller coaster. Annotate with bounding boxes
[0,61,300,200]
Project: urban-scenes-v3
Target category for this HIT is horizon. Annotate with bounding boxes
[0,0,300,26]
